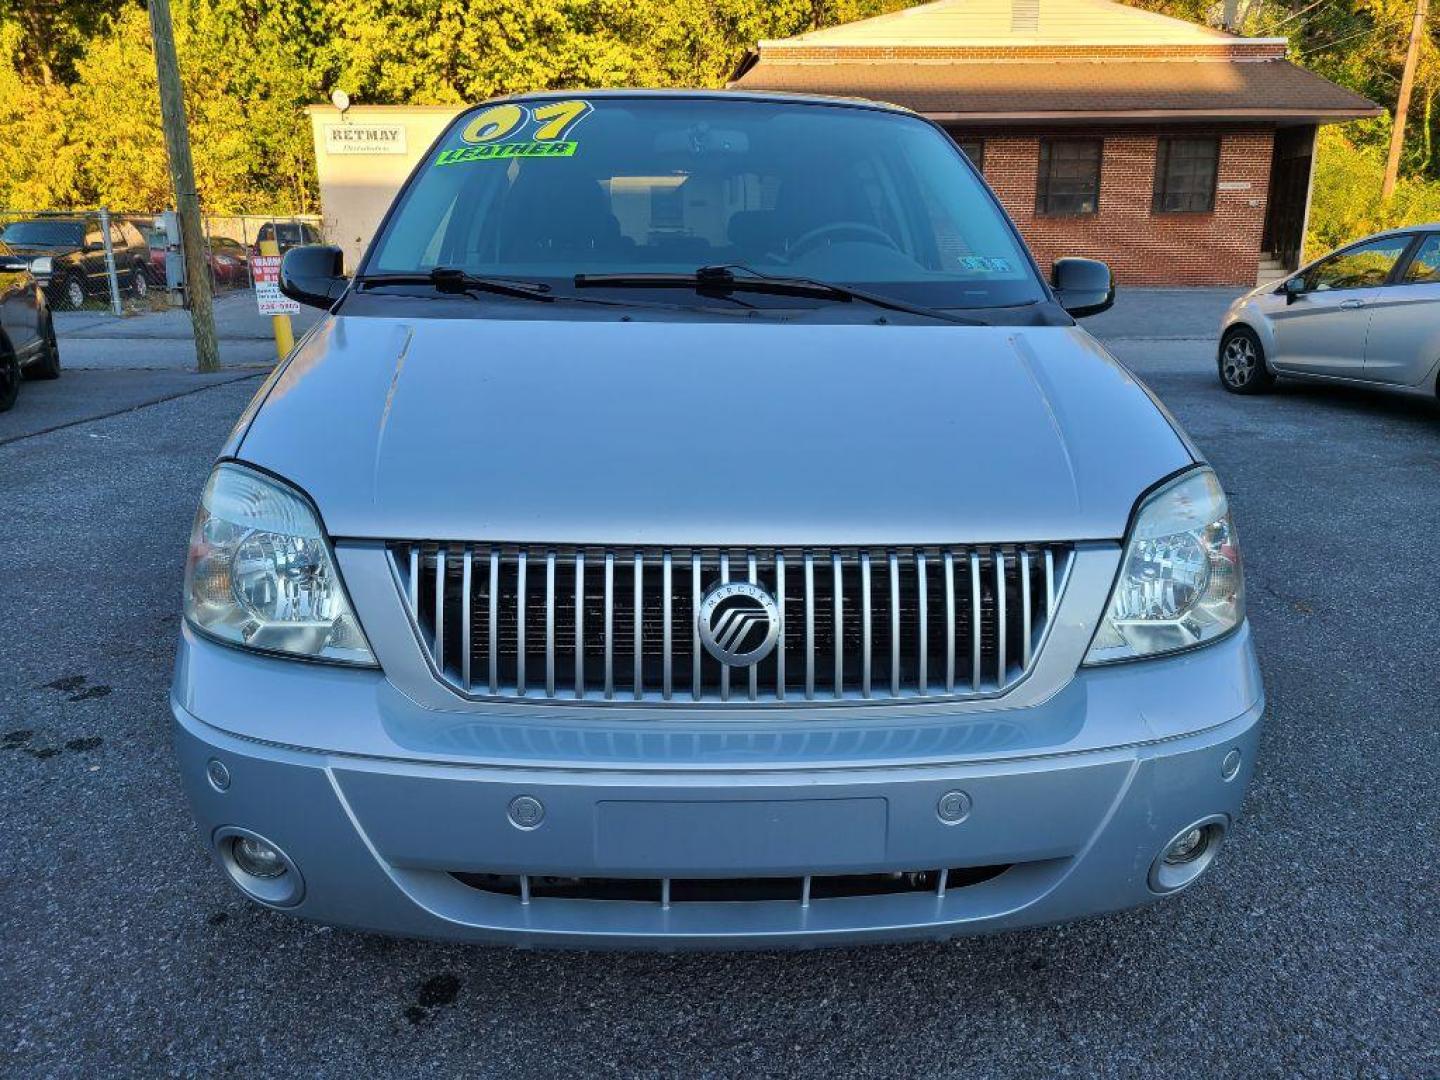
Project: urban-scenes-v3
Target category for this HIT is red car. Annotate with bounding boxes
[143,230,251,290]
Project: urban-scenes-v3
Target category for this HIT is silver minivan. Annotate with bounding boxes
[173,91,1262,948]
[1219,226,1440,398]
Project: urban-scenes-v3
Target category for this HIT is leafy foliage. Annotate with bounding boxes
[0,0,1436,254]
[1308,120,1440,251]
[0,0,911,212]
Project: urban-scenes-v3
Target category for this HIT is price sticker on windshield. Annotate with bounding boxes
[435,99,593,167]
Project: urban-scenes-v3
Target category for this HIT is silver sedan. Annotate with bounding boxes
[1219,226,1440,398]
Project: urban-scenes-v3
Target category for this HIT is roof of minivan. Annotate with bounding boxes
[478,88,916,115]
[1375,222,1440,236]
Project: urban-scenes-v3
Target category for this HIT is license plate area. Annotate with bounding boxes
[595,797,887,874]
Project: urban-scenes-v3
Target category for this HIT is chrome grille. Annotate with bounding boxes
[390,543,1074,706]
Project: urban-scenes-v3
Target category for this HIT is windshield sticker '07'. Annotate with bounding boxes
[435,99,592,167]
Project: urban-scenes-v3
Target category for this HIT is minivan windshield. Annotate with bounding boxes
[365,96,1045,311]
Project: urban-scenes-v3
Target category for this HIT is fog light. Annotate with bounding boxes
[232,836,286,878]
[1149,817,1226,894]
[214,827,304,907]
[1163,827,1207,865]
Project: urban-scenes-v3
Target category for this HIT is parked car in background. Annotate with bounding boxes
[207,236,251,287]
[0,215,151,309]
[0,238,61,412]
[249,221,323,259]
[143,229,252,290]
[1219,225,1440,399]
[174,92,1262,949]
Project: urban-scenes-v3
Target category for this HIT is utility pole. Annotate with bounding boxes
[145,0,220,372]
[1383,0,1431,199]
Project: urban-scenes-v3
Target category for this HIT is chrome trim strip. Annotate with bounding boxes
[461,546,472,692]
[860,552,872,699]
[633,550,644,702]
[888,551,900,698]
[803,551,815,701]
[515,549,527,696]
[433,546,446,675]
[662,551,673,701]
[1020,548,1033,671]
[574,551,585,699]
[719,551,731,703]
[748,551,760,703]
[488,549,499,695]
[545,549,557,698]
[691,551,701,702]
[943,551,955,694]
[775,551,786,701]
[916,551,928,696]
[832,551,844,700]
[603,550,614,700]
[995,551,1007,688]
[970,552,982,693]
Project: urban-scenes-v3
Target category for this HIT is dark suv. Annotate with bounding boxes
[0,215,152,309]
[250,221,323,258]
[0,239,60,411]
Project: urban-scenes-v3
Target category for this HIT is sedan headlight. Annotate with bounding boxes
[1085,468,1243,664]
[184,463,375,664]
[30,256,52,275]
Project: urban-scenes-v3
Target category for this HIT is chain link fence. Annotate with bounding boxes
[0,209,325,316]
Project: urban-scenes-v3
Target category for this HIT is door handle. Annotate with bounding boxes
[1339,298,1366,309]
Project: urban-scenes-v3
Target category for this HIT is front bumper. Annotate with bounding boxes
[172,624,1263,949]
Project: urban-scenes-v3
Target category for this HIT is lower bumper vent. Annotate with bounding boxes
[451,865,1013,905]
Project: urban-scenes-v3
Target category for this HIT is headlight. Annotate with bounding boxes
[184,463,375,665]
[1085,468,1243,664]
[30,256,52,275]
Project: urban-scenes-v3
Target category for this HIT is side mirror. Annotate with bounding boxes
[279,244,347,309]
[1282,276,1306,304]
[1051,257,1115,318]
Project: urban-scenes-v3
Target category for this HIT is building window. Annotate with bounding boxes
[955,138,984,172]
[1153,136,1220,213]
[1036,139,1101,216]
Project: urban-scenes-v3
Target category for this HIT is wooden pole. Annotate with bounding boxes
[1383,0,1430,200]
[145,0,220,371]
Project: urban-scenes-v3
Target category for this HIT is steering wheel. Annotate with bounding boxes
[788,222,901,258]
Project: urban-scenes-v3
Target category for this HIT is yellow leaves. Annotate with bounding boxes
[1308,121,1440,254]
[0,0,924,211]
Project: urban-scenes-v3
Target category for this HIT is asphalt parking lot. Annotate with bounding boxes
[2,290,1436,1077]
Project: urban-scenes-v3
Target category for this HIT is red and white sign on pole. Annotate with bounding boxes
[252,254,300,315]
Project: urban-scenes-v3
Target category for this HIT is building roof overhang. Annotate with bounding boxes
[730,55,1382,126]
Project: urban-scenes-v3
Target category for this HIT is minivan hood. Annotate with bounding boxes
[236,315,1193,544]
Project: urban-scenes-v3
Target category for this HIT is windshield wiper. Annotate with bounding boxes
[358,267,555,301]
[351,266,758,318]
[574,264,982,325]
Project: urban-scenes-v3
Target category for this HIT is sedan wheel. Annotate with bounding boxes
[23,312,61,380]
[0,350,19,412]
[1218,328,1274,395]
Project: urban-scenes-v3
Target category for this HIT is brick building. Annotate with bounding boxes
[730,0,1381,286]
